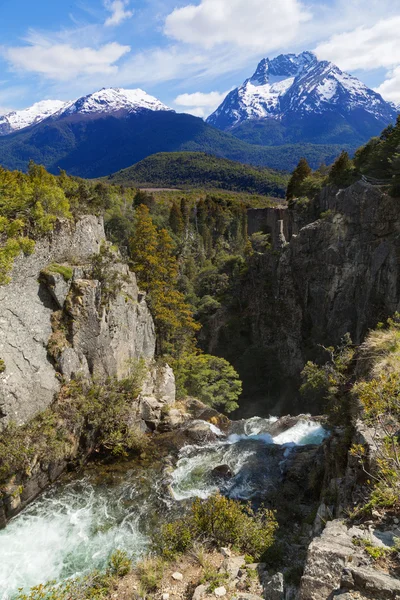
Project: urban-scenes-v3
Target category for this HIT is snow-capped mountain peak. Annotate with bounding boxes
[0,100,69,135]
[207,51,397,131]
[0,88,173,137]
[56,88,173,118]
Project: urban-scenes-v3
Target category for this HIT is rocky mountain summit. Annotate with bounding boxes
[0,88,172,136]
[207,52,397,145]
[0,100,69,135]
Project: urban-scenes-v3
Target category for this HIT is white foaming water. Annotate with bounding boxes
[0,480,148,599]
[0,416,329,598]
[273,420,328,446]
[170,417,329,502]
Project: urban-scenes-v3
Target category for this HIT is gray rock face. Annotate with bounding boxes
[0,216,159,430]
[0,216,105,428]
[60,267,155,382]
[300,518,400,600]
[203,181,400,414]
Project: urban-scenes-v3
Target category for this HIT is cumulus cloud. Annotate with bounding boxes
[164,0,311,51]
[314,17,400,71]
[104,0,133,27]
[174,90,230,118]
[375,67,400,105]
[3,42,130,81]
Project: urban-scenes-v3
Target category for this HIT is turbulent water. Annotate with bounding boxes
[0,416,328,599]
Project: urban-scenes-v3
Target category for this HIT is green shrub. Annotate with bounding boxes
[172,353,242,413]
[200,565,228,592]
[136,557,165,593]
[108,549,132,577]
[0,367,149,484]
[155,494,277,561]
[0,359,5,373]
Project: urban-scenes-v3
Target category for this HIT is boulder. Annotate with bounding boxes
[263,573,284,600]
[211,465,233,481]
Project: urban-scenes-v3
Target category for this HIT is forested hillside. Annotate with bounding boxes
[107,152,288,197]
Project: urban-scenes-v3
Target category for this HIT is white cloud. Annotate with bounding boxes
[3,42,130,81]
[164,0,311,51]
[104,0,133,27]
[174,90,230,117]
[375,67,400,105]
[314,17,400,71]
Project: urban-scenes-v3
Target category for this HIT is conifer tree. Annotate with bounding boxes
[130,206,199,355]
[328,151,354,186]
[169,201,184,234]
[286,158,312,201]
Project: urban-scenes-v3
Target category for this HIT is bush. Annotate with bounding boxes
[136,557,165,593]
[172,353,242,413]
[155,494,277,561]
[0,359,5,373]
[0,367,149,483]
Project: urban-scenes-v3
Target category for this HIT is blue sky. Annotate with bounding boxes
[0,0,399,117]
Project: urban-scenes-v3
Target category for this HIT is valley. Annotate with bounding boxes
[0,40,399,600]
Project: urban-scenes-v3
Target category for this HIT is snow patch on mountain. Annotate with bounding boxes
[0,100,69,135]
[207,51,397,129]
[57,88,173,118]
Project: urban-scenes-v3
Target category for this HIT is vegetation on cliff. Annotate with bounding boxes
[301,315,400,517]
[286,115,400,206]
[0,368,148,484]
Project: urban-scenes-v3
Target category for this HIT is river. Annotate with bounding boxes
[0,416,328,599]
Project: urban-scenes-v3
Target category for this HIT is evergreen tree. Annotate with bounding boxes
[328,151,354,186]
[169,201,184,234]
[286,158,312,201]
[130,206,199,355]
[130,204,159,288]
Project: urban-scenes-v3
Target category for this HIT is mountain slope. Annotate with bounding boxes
[0,100,69,136]
[0,107,351,176]
[207,51,397,146]
[107,151,288,196]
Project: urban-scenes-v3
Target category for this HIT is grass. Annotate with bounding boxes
[43,263,74,282]
[359,320,400,378]
[136,557,165,594]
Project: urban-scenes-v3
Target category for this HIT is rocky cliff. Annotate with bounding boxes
[0,216,162,429]
[204,181,400,414]
[0,215,177,525]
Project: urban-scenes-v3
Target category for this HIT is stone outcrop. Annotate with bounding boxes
[300,520,400,599]
[0,215,179,526]
[0,216,159,430]
[203,181,400,414]
[0,216,105,428]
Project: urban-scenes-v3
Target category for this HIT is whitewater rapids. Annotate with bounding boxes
[0,416,328,599]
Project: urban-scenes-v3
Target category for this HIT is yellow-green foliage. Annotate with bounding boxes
[155,493,277,561]
[0,359,5,373]
[0,163,72,284]
[136,557,165,594]
[16,550,131,600]
[130,204,200,355]
[300,333,354,422]
[358,314,400,378]
[43,263,74,282]
[350,316,400,513]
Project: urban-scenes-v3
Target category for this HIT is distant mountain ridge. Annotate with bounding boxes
[207,51,397,146]
[0,67,396,178]
[0,100,69,136]
[0,88,172,136]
